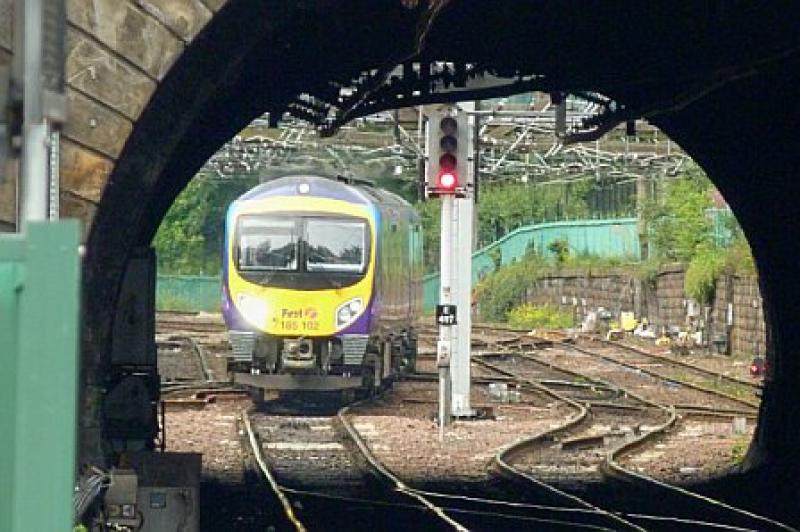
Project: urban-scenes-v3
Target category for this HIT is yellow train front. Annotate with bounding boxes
[221,175,423,392]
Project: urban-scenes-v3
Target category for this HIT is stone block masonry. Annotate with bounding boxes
[522,264,765,357]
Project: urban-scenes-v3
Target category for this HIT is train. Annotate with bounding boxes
[221,174,423,393]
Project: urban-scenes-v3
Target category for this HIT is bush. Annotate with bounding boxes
[507,303,574,330]
[475,253,543,322]
[685,247,726,305]
[724,234,756,275]
[548,238,570,264]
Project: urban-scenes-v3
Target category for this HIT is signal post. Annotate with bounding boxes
[424,104,475,430]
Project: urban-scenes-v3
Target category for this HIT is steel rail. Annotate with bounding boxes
[467,323,761,396]
[605,420,797,532]
[561,341,760,410]
[473,358,647,531]
[171,335,213,382]
[450,325,779,530]
[598,337,762,391]
[339,382,640,530]
[477,352,789,531]
[242,410,307,532]
[336,400,470,531]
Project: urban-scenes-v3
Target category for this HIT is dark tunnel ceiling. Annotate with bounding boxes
[289,1,800,138]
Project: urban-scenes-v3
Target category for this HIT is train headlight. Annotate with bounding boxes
[237,293,268,328]
[336,298,363,328]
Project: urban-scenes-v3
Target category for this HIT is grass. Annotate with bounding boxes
[507,303,574,330]
[730,433,752,464]
[156,292,216,313]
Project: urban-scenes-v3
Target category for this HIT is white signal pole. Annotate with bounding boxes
[438,191,454,435]
[450,101,475,418]
[425,103,475,432]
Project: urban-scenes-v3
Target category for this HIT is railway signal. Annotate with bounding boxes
[425,109,469,197]
[424,104,476,428]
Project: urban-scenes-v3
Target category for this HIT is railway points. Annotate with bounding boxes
[151,312,797,531]
[467,330,791,531]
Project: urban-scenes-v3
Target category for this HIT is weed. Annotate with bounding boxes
[507,303,573,329]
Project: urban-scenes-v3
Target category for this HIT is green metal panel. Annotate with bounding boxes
[708,207,735,247]
[156,274,221,312]
[0,262,20,532]
[0,222,80,532]
[423,218,639,311]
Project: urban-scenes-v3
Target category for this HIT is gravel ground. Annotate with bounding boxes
[164,399,282,531]
[512,408,664,485]
[621,337,762,383]
[164,400,247,482]
[348,380,575,486]
[156,314,763,524]
[533,346,750,410]
[619,416,755,484]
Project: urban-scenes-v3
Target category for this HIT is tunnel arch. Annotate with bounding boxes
[69,0,800,511]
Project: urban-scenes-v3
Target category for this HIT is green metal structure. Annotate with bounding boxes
[156,274,221,312]
[423,217,639,311]
[0,222,80,532]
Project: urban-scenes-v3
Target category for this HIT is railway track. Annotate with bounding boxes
[469,337,792,531]
[539,341,759,414]
[243,390,665,531]
[592,337,761,401]
[160,319,788,528]
[459,322,760,414]
[156,311,227,335]
[243,396,467,531]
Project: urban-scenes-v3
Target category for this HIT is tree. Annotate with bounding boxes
[154,174,259,274]
[645,163,715,261]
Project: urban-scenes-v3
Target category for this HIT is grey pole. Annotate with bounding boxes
[18,0,49,228]
[16,0,66,230]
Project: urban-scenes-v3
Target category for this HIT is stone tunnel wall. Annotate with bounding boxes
[522,264,766,357]
[0,0,228,237]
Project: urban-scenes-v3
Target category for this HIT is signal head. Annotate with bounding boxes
[440,116,458,136]
[440,134,457,153]
[439,153,457,171]
[424,109,469,198]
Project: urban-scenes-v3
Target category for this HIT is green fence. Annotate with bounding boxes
[423,218,639,312]
[0,222,80,531]
[157,274,221,312]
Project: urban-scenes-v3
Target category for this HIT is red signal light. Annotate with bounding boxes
[438,171,457,190]
[436,152,458,193]
[750,356,766,376]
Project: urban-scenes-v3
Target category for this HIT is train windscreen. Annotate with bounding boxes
[237,216,298,271]
[234,213,370,289]
[306,219,367,273]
